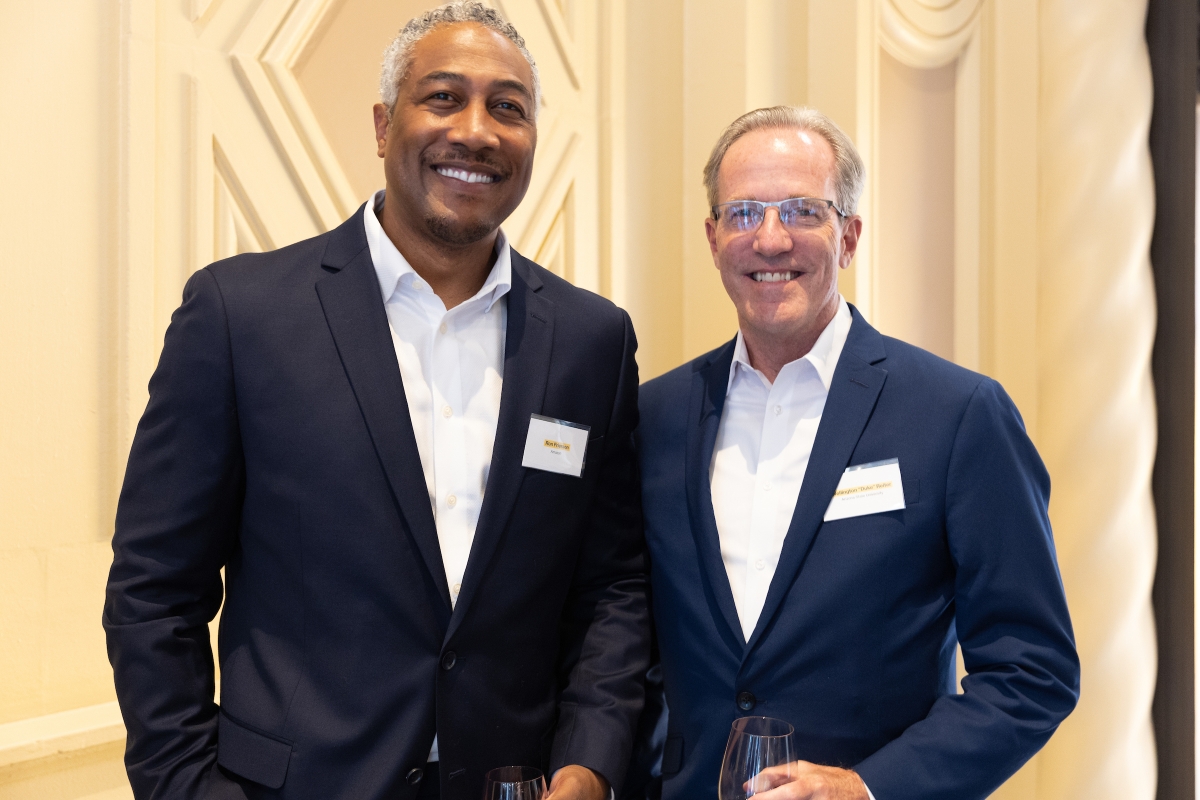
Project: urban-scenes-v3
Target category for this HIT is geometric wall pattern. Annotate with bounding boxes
[118,0,613,469]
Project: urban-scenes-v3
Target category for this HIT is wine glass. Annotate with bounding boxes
[718,716,796,799]
[483,766,546,800]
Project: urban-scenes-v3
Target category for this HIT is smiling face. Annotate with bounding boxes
[373,22,537,247]
[705,127,861,355]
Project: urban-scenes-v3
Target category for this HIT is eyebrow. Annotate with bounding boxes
[416,70,533,102]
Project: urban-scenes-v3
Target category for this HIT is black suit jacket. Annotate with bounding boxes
[104,207,650,800]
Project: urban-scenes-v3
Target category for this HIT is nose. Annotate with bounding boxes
[446,99,501,151]
[753,208,793,257]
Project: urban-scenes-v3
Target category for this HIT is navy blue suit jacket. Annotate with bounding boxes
[636,308,1079,800]
[104,208,650,800]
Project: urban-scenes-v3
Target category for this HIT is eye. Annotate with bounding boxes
[425,91,458,105]
[494,100,528,119]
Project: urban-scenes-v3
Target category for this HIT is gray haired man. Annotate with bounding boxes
[104,4,650,800]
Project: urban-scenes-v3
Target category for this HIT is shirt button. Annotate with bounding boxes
[446,494,457,508]
[452,582,461,595]
[755,559,766,571]
[736,691,756,711]
[763,482,773,492]
[442,405,453,418]
[439,322,447,334]
[774,404,782,415]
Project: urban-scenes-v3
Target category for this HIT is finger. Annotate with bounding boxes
[751,778,813,800]
[748,768,795,792]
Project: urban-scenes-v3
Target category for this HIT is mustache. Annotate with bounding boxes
[423,149,509,178]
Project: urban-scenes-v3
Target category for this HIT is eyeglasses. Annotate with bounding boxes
[711,197,848,232]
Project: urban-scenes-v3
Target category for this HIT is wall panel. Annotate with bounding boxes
[875,50,956,361]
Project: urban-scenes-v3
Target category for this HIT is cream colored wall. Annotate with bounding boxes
[0,1,1162,798]
[294,0,427,206]
[0,2,133,797]
[875,51,956,361]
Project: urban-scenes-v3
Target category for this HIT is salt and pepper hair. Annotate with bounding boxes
[703,106,866,215]
[379,1,541,119]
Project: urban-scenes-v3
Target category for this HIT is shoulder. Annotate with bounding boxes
[201,230,335,295]
[873,333,1024,429]
[513,252,633,372]
[876,334,991,394]
[640,342,731,415]
[517,252,628,330]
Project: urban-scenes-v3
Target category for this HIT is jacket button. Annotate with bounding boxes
[406,767,424,785]
[736,691,756,711]
[440,651,458,671]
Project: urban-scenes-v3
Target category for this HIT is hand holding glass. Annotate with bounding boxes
[718,716,797,799]
[483,766,546,800]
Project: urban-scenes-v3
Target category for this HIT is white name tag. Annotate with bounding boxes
[823,458,906,522]
[521,414,590,477]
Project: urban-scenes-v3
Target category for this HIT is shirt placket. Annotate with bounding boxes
[743,377,779,624]
[428,300,469,607]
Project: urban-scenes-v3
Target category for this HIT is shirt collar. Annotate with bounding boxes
[363,189,512,312]
[727,296,853,395]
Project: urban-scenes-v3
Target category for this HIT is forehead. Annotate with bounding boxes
[407,22,533,92]
[718,127,837,200]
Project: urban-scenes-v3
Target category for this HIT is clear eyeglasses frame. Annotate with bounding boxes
[711,197,849,233]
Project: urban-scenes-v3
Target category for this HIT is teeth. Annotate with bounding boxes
[751,271,797,282]
[436,166,497,184]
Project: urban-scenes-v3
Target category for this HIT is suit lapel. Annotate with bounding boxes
[446,252,553,640]
[315,209,451,613]
[685,340,747,654]
[743,310,888,656]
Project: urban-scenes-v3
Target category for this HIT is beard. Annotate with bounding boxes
[423,212,497,246]
[418,148,512,245]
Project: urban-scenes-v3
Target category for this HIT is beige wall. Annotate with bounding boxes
[0,2,133,797]
[875,52,956,361]
[0,0,120,722]
[0,1,1160,798]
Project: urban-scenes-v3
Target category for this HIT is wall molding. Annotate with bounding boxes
[855,0,983,369]
[0,703,125,770]
[879,0,984,69]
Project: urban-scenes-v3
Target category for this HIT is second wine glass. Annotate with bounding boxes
[482,766,546,800]
[717,716,796,799]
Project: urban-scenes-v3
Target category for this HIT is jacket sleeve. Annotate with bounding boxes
[550,309,653,796]
[103,268,244,800]
[853,379,1081,800]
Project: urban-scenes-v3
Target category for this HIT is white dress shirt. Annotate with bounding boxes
[710,297,852,641]
[364,190,510,762]
[709,298,875,800]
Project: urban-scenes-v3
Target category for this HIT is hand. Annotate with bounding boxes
[544,765,610,800]
[749,760,869,800]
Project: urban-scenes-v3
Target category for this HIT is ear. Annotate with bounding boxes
[838,216,863,269]
[373,103,390,159]
[705,217,720,261]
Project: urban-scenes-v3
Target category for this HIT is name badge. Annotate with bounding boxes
[521,414,590,477]
[823,458,906,522]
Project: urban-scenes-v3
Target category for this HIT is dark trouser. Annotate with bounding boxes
[416,765,440,799]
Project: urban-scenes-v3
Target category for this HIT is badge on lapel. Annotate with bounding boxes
[521,414,590,477]
[823,458,906,521]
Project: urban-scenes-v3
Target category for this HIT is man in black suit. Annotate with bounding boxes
[103,4,648,799]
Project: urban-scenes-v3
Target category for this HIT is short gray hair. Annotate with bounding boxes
[379,1,541,117]
[703,106,866,215]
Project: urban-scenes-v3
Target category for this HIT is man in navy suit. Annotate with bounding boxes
[104,4,648,799]
[634,107,1079,800]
